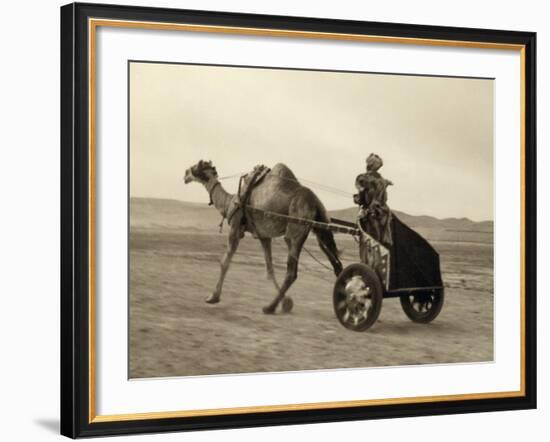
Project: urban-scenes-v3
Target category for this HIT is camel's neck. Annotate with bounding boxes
[204,179,234,217]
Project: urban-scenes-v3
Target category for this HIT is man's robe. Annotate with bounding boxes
[354,171,393,246]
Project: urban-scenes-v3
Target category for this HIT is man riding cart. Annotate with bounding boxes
[353,153,393,247]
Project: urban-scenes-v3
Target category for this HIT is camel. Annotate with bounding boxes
[183,160,343,313]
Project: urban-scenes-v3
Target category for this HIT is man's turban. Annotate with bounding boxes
[366,153,383,172]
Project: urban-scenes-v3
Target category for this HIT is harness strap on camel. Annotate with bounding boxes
[225,165,271,235]
[206,180,221,206]
[204,180,227,232]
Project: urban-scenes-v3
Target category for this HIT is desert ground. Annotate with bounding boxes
[129,198,493,378]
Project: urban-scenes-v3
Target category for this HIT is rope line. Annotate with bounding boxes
[217,173,243,180]
[218,171,354,198]
[303,246,335,273]
[297,178,353,197]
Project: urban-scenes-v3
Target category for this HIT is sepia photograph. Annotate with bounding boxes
[128,61,494,379]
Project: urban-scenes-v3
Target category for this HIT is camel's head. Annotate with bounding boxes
[184,160,218,184]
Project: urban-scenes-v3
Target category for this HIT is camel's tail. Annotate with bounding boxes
[312,197,343,276]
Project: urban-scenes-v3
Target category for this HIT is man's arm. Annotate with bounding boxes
[354,173,367,206]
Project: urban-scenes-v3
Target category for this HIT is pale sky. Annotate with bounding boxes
[130,62,493,221]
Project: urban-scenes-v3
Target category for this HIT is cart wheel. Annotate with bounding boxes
[400,289,444,324]
[333,263,383,332]
[281,296,293,313]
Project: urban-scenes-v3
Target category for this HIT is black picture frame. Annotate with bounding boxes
[60,2,537,438]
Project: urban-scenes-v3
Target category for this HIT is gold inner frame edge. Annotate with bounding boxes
[87,18,527,423]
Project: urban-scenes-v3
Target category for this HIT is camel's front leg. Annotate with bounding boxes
[206,224,242,304]
[259,238,280,292]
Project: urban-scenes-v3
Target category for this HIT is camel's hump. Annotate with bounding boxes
[270,163,298,181]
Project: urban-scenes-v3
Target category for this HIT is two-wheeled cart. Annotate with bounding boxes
[330,215,444,331]
[245,206,444,331]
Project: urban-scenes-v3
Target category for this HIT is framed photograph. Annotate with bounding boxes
[60,2,536,438]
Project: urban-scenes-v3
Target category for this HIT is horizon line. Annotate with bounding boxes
[129,195,494,224]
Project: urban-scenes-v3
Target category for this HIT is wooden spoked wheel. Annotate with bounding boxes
[333,263,383,332]
[400,288,444,323]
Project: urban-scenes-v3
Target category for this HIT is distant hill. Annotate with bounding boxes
[130,197,218,231]
[130,197,493,243]
[328,207,493,234]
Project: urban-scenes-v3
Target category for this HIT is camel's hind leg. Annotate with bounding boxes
[259,238,280,292]
[314,228,343,276]
[262,224,309,314]
[207,223,243,304]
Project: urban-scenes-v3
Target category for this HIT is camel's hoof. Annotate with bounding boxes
[205,294,220,304]
[281,297,294,313]
[262,305,276,314]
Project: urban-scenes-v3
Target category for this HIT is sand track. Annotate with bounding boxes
[129,229,493,378]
